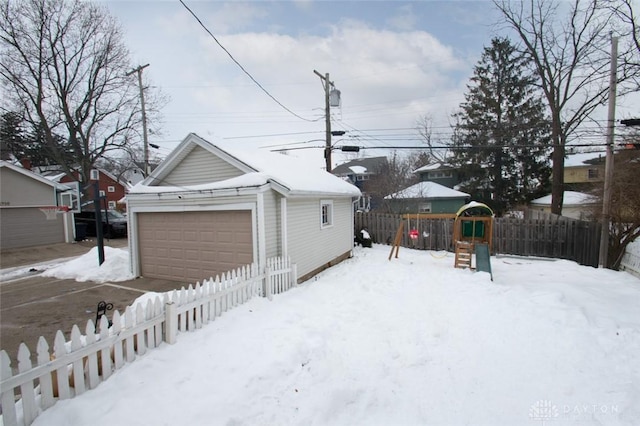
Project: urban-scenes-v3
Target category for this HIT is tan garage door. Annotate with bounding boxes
[137,210,253,282]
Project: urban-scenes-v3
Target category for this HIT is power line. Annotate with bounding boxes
[179,0,314,123]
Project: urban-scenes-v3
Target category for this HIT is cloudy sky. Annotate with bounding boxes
[102,0,636,168]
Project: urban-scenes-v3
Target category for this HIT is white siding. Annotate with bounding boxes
[0,208,65,249]
[287,198,353,279]
[262,191,281,259]
[159,145,245,186]
[128,194,257,210]
[0,168,57,207]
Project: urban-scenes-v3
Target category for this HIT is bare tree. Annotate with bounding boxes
[589,147,640,268]
[367,151,429,213]
[608,0,640,60]
[417,114,451,163]
[494,0,638,214]
[0,0,163,190]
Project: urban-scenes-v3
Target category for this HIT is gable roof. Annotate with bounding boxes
[332,156,387,176]
[132,133,361,197]
[0,160,64,189]
[385,181,470,200]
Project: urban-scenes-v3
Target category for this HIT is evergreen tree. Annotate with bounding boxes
[451,37,551,215]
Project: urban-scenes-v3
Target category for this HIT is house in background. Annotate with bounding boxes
[384,181,470,215]
[126,133,361,284]
[413,162,462,188]
[32,164,129,212]
[0,161,75,249]
[529,191,598,220]
[63,169,127,211]
[332,156,387,211]
[563,152,604,192]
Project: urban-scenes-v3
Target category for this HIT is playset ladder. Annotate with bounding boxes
[454,241,473,269]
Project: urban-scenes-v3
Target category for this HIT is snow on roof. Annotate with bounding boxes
[224,146,361,196]
[349,165,367,174]
[530,191,598,206]
[131,134,361,197]
[385,181,469,199]
[563,152,604,167]
[129,173,271,194]
[413,163,445,173]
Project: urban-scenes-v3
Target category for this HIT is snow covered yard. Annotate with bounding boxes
[32,244,640,426]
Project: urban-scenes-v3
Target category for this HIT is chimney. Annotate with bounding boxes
[19,158,32,170]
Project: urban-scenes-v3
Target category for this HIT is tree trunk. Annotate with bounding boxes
[550,115,564,215]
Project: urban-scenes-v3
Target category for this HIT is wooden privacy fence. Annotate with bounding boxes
[355,212,601,267]
[0,257,296,426]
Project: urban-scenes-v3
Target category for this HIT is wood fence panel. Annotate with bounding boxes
[355,212,600,267]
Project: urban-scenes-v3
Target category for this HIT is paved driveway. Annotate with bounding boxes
[0,239,184,367]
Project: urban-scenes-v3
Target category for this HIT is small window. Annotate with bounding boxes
[108,201,116,209]
[90,169,100,180]
[320,200,333,228]
[356,175,369,181]
[418,202,432,213]
[588,169,599,179]
[99,190,105,197]
[108,186,115,193]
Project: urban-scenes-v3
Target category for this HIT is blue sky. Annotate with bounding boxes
[101,1,634,168]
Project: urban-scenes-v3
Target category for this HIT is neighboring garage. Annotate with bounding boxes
[0,160,75,250]
[137,210,253,282]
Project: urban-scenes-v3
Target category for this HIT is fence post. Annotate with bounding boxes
[164,302,177,344]
[291,263,298,287]
[264,265,273,301]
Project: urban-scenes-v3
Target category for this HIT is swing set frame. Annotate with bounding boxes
[388,213,456,260]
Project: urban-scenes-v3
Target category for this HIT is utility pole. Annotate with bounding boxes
[126,64,150,176]
[598,36,618,268]
[314,70,333,172]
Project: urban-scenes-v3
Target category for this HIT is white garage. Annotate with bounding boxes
[126,133,361,285]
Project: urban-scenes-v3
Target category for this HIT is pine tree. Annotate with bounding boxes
[451,37,551,215]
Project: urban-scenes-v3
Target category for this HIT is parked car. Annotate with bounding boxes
[74,209,128,238]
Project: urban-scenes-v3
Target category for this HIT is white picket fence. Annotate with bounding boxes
[620,239,640,279]
[0,257,296,426]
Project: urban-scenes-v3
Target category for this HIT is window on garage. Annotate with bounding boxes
[321,200,333,228]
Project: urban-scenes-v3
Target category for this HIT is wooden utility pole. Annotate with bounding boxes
[598,36,618,268]
[126,64,151,176]
[314,70,333,172]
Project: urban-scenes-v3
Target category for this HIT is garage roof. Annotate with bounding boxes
[131,133,361,197]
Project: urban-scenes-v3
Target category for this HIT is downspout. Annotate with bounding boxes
[257,192,266,269]
[281,197,288,258]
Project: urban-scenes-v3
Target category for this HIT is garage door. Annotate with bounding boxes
[0,207,65,249]
[137,210,253,282]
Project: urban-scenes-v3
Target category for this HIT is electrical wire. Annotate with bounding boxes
[179,0,315,123]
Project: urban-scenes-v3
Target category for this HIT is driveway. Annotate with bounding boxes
[0,238,184,367]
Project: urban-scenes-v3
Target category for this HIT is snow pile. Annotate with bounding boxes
[33,245,640,426]
[41,246,134,283]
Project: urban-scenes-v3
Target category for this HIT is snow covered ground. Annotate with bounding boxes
[32,244,640,426]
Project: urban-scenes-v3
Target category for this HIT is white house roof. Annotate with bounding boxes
[530,191,598,206]
[385,181,470,200]
[563,152,604,167]
[131,133,361,197]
